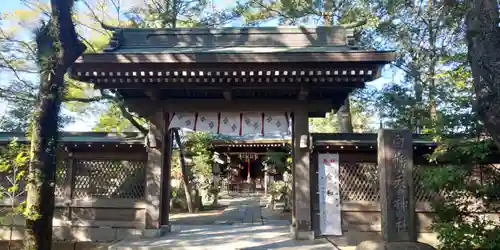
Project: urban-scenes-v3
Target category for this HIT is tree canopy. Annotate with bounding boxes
[0,0,494,146]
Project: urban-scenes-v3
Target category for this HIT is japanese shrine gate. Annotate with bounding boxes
[69,26,394,239]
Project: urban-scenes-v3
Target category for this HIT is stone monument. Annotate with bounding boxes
[356,129,436,250]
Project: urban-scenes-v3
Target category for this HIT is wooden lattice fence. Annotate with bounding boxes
[0,158,147,200]
[339,162,500,202]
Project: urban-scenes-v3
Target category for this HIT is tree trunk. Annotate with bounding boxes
[466,0,500,149]
[172,129,195,213]
[337,97,354,133]
[427,8,439,130]
[24,57,61,250]
[24,1,85,249]
[322,5,355,134]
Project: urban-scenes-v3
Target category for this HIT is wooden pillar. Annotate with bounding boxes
[64,153,75,207]
[63,153,75,236]
[145,111,171,235]
[264,163,269,195]
[291,113,296,228]
[145,138,161,229]
[159,124,172,230]
[291,109,314,240]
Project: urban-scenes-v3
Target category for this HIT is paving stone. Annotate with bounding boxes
[109,223,334,250]
[108,194,331,249]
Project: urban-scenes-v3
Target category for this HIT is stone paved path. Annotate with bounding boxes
[170,193,285,226]
[109,194,337,250]
[109,224,336,250]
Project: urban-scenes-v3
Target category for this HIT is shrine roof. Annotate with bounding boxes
[103,26,354,52]
[0,131,454,147]
[0,132,145,145]
[72,26,394,64]
[68,26,395,113]
[103,46,352,54]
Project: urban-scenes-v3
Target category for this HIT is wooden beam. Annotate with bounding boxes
[223,89,232,101]
[298,85,309,101]
[145,90,159,100]
[159,115,172,228]
[75,81,364,90]
[74,51,395,64]
[124,99,335,116]
[71,62,383,80]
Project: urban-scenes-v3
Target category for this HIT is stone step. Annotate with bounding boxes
[273,202,286,210]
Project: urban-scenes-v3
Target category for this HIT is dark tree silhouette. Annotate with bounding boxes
[24,0,85,249]
[466,0,500,149]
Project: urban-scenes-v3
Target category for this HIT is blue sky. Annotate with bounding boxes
[0,0,393,132]
[2,1,22,10]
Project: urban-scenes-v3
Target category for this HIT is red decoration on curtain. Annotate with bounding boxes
[239,113,243,136]
[193,112,199,131]
[285,112,290,128]
[247,160,251,182]
[217,113,221,134]
[261,113,265,136]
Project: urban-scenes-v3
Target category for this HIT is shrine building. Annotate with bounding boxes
[68,26,394,239]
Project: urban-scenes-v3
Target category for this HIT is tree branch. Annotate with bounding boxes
[0,28,38,57]
[118,104,149,134]
[340,19,367,29]
[63,96,106,103]
[51,0,86,67]
[0,53,34,87]
[100,90,149,134]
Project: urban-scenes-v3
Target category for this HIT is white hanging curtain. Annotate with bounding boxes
[195,112,219,134]
[167,112,290,136]
[169,112,196,131]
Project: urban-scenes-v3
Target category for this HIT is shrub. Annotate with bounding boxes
[421,138,500,250]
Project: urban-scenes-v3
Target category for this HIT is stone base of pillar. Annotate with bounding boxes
[289,225,315,240]
[143,224,172,238]
[355,241,436,250]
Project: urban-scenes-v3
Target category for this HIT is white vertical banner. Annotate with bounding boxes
[318,153,342,236]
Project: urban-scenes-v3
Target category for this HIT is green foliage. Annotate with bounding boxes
[268,180,287,199]
[420,137,500,250]
[0,139,29,181]
[309,87,379,133]
[0,139,30,241]
[428,139,492,165]
[92,103,140,132]
[172,130,215,207]
[234,0,379,132]
[127,0,238,28]
[310,113,339,133]
[235,0,372,26]
[268,178,292,211]
[367,0,473,134]
[0,100,34,132]
[263,150,290,173]
[183,131,215,178]
[82,0,239,132]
